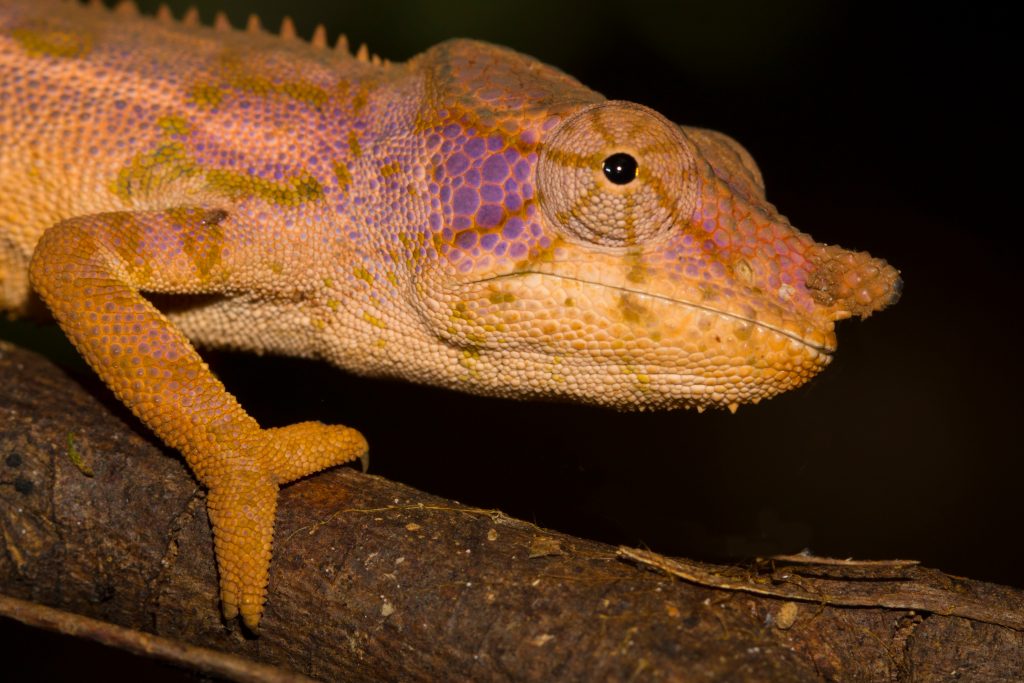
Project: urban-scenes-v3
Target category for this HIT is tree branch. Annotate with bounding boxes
[1,340,1021,681]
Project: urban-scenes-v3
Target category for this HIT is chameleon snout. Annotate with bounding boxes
[804,243,902,320]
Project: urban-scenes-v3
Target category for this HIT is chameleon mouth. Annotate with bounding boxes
[469,270,837,356]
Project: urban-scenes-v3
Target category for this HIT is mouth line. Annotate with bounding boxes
[467,270,835,355]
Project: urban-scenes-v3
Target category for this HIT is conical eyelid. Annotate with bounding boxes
[537,101,698,248]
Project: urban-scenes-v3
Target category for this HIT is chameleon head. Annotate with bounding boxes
[410,50,900,411]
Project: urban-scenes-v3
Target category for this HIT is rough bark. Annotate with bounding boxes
[1,339,1021,682]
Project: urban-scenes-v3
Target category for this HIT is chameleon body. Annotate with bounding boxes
[0,1,900,630]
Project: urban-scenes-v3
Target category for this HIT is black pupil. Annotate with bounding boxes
[602,152,638,185]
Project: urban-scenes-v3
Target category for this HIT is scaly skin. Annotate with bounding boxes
[0,1,900,631]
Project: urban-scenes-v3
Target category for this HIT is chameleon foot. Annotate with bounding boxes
[204,422,368,632]
[206,472,278,632]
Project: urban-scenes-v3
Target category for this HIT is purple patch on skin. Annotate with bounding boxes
[426,133,441,148]
[505,194,523,212]
[440,186,451,202]
[519,129,538,145]
[495,242,508,256]
[504,148,519,163]
[503,177,518,192]
[480,233,499,250]
[509,243,528,259]
[452,216,472,230]
[522,183,534,199]
[443,124,461,138]
[428,213,441,230]
[487,136,504,151]
[482,155,510,182]
[453,187,479,215]
[456,231,478,249]
[481,183,503,202]
[703,219,715,232]
[446,153,469,175]
[433,166,445,181]
[502,217,524,239]
[477,204,503,228]
[465,137,486,158]
[465,169,481,187]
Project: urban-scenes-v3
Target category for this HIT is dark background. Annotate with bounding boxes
[1,1,1018,670]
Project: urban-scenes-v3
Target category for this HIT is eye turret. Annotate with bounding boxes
[537,101,697,248]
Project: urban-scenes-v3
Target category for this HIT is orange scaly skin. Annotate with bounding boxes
[0,1,900,631]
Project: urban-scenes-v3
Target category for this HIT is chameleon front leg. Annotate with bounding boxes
[29,208,367,631]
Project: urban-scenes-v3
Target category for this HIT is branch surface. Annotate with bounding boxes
[1,340,1021,682]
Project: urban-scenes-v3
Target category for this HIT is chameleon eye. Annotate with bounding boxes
[602,152,638,185]
[537,101,697,248]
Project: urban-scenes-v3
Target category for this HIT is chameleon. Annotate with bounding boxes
[0,0,901,632]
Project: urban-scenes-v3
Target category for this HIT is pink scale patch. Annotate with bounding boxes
[456,231,477,249]
[465,137,486,158]
[482,155,510,182]
[481,183,503,202]
[452,187,479,215]
[476,205,503,228]
[446,153,469,175]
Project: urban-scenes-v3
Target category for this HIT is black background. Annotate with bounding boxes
[2,0,1019,675]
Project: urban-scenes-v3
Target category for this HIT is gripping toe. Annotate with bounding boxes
[206,472,279,632]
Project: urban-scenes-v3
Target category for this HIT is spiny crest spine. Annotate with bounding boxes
[76,1,366,60]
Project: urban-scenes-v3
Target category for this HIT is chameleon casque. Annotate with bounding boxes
[0,0,900,631]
